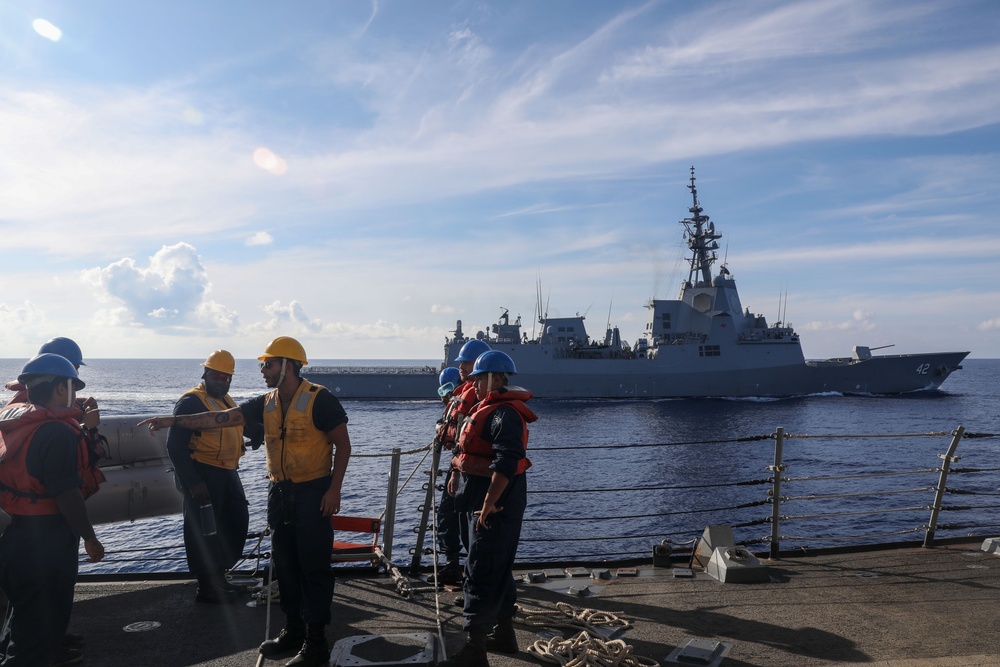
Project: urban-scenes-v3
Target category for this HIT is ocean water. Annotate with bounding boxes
[1,357,997,574]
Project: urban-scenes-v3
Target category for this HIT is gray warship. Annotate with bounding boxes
[305,169,969,399]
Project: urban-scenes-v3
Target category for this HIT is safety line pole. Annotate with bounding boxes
[924,425,965,548]
[769,427,784,560]
[383,448,401,562]
[411,441,442,573]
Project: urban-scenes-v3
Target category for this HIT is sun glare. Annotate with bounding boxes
[253,147,288,175]
[32,18,63,42]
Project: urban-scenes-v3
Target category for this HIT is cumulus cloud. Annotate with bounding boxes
[431,304,456,314]
[246,231,274,246]
[251,300,324,334]
[978,317,1000,331]
[82,243,238,334]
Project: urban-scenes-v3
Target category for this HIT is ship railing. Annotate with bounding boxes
[80,425,1000,575]
[397,425,1000,568]
[306,365,438,375]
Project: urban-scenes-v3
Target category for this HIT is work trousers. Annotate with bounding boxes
[267,476,335,625]
[0,516,79,666]
[459,474,526,631]
[437,484,462,561]
[182,462,250,580]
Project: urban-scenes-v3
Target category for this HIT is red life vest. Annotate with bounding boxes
[453,386,536,478]
[440,381,477,449]
[0,403,105,515]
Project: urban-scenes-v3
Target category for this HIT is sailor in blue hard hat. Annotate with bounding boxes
[4,337,90,408]
[0,353,106,666]
[438,366,462,400]
[38,337,87,367]
[427,365,466,588]
[439,350,537,666]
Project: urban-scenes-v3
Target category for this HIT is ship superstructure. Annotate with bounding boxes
[306,169,968,399]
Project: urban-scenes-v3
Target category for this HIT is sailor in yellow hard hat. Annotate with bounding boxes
[140,337,350,666]
[165,350,253,604]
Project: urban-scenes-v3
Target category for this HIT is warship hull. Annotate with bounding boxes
[304,348,968,400]
[304,169,970,401]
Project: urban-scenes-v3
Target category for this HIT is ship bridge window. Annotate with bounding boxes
[661,313,671,330]
[699,345,721,357]
[558,326,566,332]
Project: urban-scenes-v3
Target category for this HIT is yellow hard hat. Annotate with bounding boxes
[258,336,308,365]
[202,350,236,375]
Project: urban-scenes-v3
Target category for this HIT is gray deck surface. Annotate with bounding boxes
[67,540,1000,666]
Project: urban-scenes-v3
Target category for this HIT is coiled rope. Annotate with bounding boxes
[527,631,659,667]
[518,601,632,636]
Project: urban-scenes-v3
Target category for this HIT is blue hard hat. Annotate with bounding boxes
[469,350,517,376]
[454,339,491,362]
[38,337,86,367]
[439,367,461,388]
[18,353,86,390]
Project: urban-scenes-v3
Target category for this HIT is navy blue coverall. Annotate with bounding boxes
[454,405,528,632]
[166,393,251,584]
[0,422,83,665]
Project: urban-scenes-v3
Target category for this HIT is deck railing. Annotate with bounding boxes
[80,424,1000,575]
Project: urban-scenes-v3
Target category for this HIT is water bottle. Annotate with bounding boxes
[199,502,217,537]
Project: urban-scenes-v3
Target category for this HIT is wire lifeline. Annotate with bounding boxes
[525,498,770,522]
[530,478,771,493]
[778,526,923,541]
[532,434,771,451]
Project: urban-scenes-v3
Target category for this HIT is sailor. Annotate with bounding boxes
[4,337,89,407]
[430,366,463,586]
[140,337,350,667]
[436,339,491,585]
[2,337,107,494]
[0,354,106,667]
[166,350,257,603]
[440,350,537,667]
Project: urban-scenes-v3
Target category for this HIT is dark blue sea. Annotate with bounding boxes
[1,358,997,575]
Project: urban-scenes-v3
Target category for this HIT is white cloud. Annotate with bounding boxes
[82,243,237,334]
[431,304,456,314]
[246,231,274,246]
[978,318,1000,332]
[252,300,324,334]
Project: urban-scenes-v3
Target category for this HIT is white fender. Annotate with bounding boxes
[88,414,183,524]
[96,414,171,468]
[86,464,182,525]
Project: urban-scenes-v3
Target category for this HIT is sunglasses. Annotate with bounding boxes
[205,371,232,382]
[259,359,280,371]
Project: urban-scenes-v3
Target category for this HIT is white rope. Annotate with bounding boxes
[518,602,633,636]
[527,630,659,667]
[426,442,448,660]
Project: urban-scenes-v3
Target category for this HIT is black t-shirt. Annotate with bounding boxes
[239,384,348,434]
[25,421,82,497]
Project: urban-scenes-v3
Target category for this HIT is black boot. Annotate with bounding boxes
[484,616,518,654]
[195,575,238,604]
[259,616,305,657]
[285,625,330,667]
[438,626,489,667]
[431,560,464,586]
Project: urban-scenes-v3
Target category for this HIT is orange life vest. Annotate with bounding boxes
[0,403,104,515]
[440,381,477,449]
[453,386,536,478]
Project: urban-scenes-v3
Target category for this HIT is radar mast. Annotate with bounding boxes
[679,166,722,287]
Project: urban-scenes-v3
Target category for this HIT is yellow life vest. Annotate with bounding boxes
[262,379,331,483]
[181,384,244,470]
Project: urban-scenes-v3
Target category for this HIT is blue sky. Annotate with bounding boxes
[1,0,998,361]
